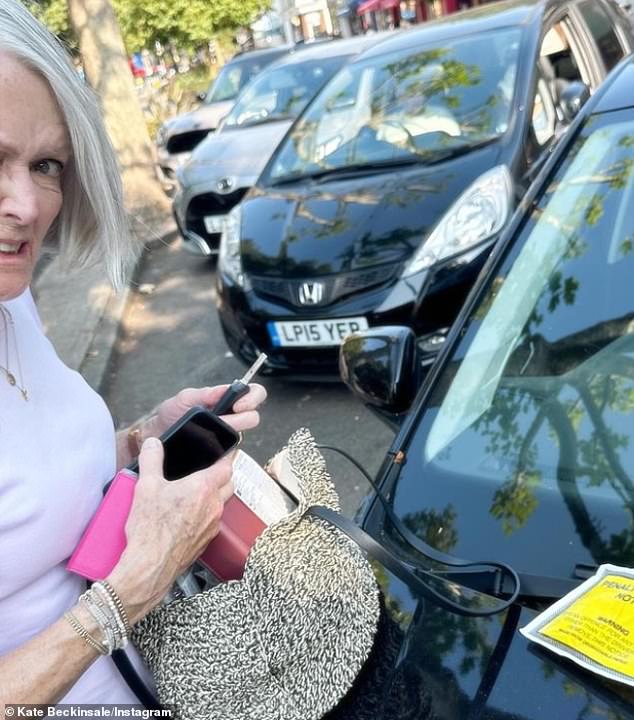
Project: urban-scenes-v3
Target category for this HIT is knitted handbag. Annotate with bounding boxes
[131,428,381,720]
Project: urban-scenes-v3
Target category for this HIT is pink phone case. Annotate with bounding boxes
[67,469,137,581]
[67,469,268,583]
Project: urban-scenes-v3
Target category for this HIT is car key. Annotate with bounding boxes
[212,353,268,416]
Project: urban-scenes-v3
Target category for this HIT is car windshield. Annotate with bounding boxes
[223,57,348,129]
[394,111,634,580]
[205,58,263,104]
[266,28,521,183]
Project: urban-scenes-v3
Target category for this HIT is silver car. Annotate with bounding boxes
[173,34,389,256]
[155,44,294,194]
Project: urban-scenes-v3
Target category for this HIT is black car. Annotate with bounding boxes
[334,52,634,720]
[216,0,633,378]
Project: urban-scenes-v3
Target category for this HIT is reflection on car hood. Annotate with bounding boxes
[240,143,500,277]
[179,121,293,189]
[165,100,234,137]
[325,585,634,720]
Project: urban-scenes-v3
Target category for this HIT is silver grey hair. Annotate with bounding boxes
[0,0,137,289]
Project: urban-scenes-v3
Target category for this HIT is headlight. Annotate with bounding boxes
[218,205,245,287]
[402,165,512,278]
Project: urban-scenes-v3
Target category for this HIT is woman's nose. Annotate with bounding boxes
[0,166,39,226]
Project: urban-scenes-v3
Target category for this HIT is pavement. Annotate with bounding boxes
[32,220,177,393]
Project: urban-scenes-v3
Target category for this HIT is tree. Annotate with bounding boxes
[28,0,270,53]
[66,0,170,234]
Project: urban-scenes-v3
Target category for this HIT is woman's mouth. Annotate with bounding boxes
[0,241,27,255]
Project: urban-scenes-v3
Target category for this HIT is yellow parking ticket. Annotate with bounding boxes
[521,564,634,687]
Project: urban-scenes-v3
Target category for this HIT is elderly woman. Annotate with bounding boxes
[0,0,266,704]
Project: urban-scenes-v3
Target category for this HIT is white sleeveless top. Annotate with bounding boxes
[0,289,152,702]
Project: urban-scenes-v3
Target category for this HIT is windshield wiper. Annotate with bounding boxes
[230,113,293,130]
[270,156,424,186]
[270,135,500,186]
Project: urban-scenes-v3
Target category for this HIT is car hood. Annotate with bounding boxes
[179,120,293,189]
[166,100,234,137]
[324,585,634,720]
[240,143,502,278]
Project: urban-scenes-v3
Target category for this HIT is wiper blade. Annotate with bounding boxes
[437,568,582,601]
[235,113,293,129]
[270,136,500,186]
[270,157,423,186]
[417,134,500,164]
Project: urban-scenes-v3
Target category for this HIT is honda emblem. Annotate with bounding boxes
[298,282,324,306]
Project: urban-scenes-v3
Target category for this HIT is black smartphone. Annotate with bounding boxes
[127,406,240,480]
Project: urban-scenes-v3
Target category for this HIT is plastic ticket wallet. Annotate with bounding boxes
[521,565,634,687]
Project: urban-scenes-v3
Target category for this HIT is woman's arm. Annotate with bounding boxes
[1,438,234,705]
[0,601,107,705]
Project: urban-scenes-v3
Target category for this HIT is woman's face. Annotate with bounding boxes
[0,52,70,301]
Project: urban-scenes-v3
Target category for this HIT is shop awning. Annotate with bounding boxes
[356,0,382,14]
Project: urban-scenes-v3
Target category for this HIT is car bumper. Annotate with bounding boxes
[174,175,258,257]
[216,242,492,377]
[155,148,191,195]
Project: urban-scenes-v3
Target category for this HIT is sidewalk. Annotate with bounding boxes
[32,221,176,392]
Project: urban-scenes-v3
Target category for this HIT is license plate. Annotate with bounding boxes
[267,317,368,347]
[204,214,227,234]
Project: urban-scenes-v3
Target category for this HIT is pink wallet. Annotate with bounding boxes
[67,469,268,582]
[67,469,137,581]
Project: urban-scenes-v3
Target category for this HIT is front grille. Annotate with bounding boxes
[250,263,400,307]
[185,188,249,252]
[166,130,210,155]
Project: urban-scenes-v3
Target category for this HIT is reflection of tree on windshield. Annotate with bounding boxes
[272,35,517,180]
[455,129,634,560]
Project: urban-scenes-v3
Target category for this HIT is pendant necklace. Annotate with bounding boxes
[0,305,29,401]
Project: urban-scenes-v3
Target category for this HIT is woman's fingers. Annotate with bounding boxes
[232,383,267,413]
[137,437,164,479]
[177,383,267,413]
[220,410,260,432]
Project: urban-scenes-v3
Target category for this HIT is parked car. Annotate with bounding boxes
[216,0,633,378]
[173,34,388,256]
[155,44,293,193]
[334,51,634,720]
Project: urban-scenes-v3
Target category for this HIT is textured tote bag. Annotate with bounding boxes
[131,428,381,720]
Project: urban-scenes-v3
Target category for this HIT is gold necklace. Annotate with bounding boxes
[0,305,28,401]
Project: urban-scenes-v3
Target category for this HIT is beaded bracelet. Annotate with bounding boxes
[64,609,109,656]
[95,580,131,637]
[81,590,117,653]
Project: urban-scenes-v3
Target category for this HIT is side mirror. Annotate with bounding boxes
[558,81,590,124]
[339,326,422,415]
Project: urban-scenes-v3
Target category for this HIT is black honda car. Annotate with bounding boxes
[332,52,634,720]
[216,0,633,378]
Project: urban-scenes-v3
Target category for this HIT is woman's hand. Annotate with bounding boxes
[108,437,235,623]
[146,384,266,436]
[119,383,267,467]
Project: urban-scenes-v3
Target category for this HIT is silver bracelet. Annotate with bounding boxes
[92,582,129,649]
[81,591,116,653]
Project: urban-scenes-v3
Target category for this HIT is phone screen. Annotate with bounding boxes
[127,409,239,480]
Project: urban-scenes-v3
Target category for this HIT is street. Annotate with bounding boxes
[101,231,395,516]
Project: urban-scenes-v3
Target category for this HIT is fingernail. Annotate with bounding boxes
[143,437,161,449]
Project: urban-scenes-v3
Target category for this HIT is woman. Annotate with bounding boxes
[0,0,266,704]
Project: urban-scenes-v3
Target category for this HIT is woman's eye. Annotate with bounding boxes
[32,159,64,178]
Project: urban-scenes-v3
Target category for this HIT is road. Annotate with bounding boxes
[102,232,395,516]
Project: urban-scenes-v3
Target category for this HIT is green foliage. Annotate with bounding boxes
[114,0,271,52]
[23,0,270,54]
[24,0,75,50]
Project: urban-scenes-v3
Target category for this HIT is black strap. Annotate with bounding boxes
[112,650,161,709]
